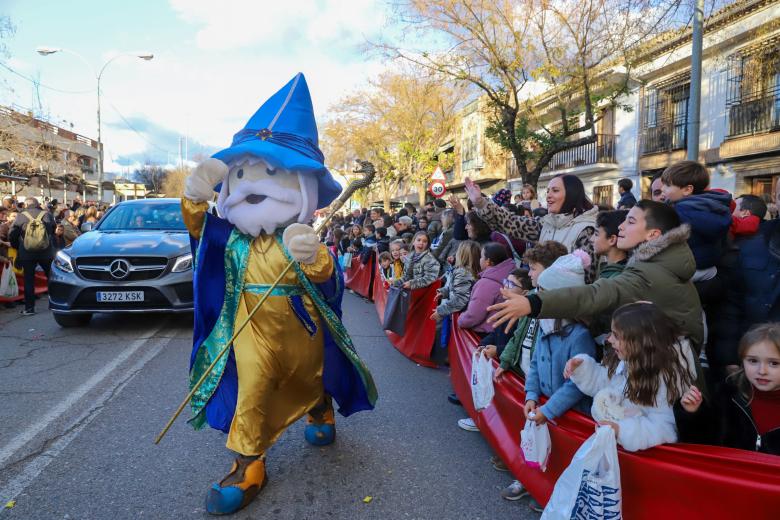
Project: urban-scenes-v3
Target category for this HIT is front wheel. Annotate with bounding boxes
[53,312,92,327]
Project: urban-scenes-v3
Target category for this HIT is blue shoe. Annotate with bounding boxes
[304,423,336,446]
[205,457,267,515]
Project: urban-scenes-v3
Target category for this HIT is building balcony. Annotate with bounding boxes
[727,93,780,138]
[641,120,687,155]
[541,134,618,174]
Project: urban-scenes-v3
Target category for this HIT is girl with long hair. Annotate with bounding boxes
[564,302,696,451]
[431,240,481,320]
[401,231,440,290]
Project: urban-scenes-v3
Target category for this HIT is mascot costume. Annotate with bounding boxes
[181,73,377,515]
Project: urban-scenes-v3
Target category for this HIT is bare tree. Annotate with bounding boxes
[133,162,168,194]
[376,0,688,190]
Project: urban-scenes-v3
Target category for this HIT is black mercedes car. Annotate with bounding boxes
[48,198,194,327]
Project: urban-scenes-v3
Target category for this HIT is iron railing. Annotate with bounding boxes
[542,134,618,172]
[727,91,780,137]
[641,116,688,154]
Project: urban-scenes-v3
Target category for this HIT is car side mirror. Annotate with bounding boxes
[80,222,94,233]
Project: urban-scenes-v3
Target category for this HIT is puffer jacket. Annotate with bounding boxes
[673,190,732,270]
[436,266,475,316]
[534,225,704,350]
[458,258,515,333]
[401,250,440,289]
[525,323,596,420]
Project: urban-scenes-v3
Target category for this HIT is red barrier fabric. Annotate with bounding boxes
[448,319,780,518]
[372,262,441,368]
[0,263,48,303]
[344,254,374,300]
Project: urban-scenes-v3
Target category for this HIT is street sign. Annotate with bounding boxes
[431,166,446,181]
[429,180,446,198]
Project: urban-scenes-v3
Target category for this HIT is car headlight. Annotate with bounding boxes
[171,253,193,272]
[54,250,74,273]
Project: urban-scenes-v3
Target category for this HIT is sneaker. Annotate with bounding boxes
[500,480,529,501]
[457,417,479,432]
[528,497,544,513]
[447,393,462,406]
[490,456,510,472]
[20,309,35,316]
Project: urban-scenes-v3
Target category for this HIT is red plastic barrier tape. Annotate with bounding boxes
[0,263,47,303]
[373,262,441,368]
[448,318,780,519]
[344,253,374,300]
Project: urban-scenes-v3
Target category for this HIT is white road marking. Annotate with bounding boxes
[0,323,166,474]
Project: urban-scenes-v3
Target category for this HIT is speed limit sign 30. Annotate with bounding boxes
[429,180,446,198]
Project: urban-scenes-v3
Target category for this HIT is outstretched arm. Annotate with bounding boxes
[182,158,228,239]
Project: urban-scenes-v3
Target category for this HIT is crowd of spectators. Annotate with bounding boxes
[0,195,107,315]
[323,164,780,513]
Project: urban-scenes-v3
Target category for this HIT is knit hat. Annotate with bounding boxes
[537,249,591,290]
[492,188,512,207]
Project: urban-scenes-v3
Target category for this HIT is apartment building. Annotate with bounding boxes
[0,105,114,203]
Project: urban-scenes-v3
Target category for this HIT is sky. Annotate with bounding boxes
[0,0,390,178]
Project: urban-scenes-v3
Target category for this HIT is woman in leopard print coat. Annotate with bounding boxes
[465,174,598,283]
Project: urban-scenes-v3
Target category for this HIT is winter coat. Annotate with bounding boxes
[673,190,732,270]
[9,207,56,262]
[436,266,475,316]
[499,316,540,377]
[737,219,780,326]
[458,258,515,333]
[401,250,440,289]
[570,354,678,452]
[535,224,705,350]
[617,191,637,209]
[476,200,598,282]
[525,323,596,420]
[674,379,780,456]
[431,227,455,263]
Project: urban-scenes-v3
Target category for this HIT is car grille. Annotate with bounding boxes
[75,256,169,282]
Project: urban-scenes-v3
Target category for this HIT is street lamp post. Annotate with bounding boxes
[36,47,153,203]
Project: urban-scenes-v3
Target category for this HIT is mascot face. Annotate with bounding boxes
[216,155,319,237]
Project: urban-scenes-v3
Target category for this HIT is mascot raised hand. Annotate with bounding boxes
[181,73,377,515]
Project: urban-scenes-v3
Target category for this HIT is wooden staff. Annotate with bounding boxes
[154,161,375,444]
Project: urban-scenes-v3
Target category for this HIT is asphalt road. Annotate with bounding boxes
[0,293,539,520]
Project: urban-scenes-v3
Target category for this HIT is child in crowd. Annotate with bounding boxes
[375,227,390,253]
[660,161,731,297]
[489,241,568,382]
[676,322,780,456]
[590,210,628,343]
[500,250,597,510]
[564,302,696,452]
[401,231,440,290]
[362,224,377,247]
[457,242,515,334]
[431,240,480,320]
[388,239,407,281]
[378,251,393,281]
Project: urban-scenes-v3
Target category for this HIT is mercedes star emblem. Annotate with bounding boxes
[109,259,130,280]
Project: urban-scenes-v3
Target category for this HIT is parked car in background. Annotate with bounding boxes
[48,198,194,327]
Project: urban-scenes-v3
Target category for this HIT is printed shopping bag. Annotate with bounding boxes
[541,425,622,520]
[470,351,495,410]
[383,284,410,335]
[520,419,551,472]
[0,263,18,298]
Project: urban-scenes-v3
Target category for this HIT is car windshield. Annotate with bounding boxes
[97,202,187,231]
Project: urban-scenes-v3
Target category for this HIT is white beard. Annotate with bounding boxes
[216,166,319,237]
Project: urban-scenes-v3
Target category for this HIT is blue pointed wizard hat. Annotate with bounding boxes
[212,73,342,209]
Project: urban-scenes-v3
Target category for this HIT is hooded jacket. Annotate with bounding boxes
[533,225,704,350]
[436,266,475,316]
[673,190,732,270]
[458,258,515,333]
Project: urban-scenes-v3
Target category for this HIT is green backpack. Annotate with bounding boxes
[22,211,50,251]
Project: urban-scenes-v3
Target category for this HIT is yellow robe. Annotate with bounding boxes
[182,199,333,456]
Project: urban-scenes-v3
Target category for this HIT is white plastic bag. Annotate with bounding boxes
[0,263,18,298]
[470,351,495,410]
[520,417,551,472]
[541,425,622,520]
